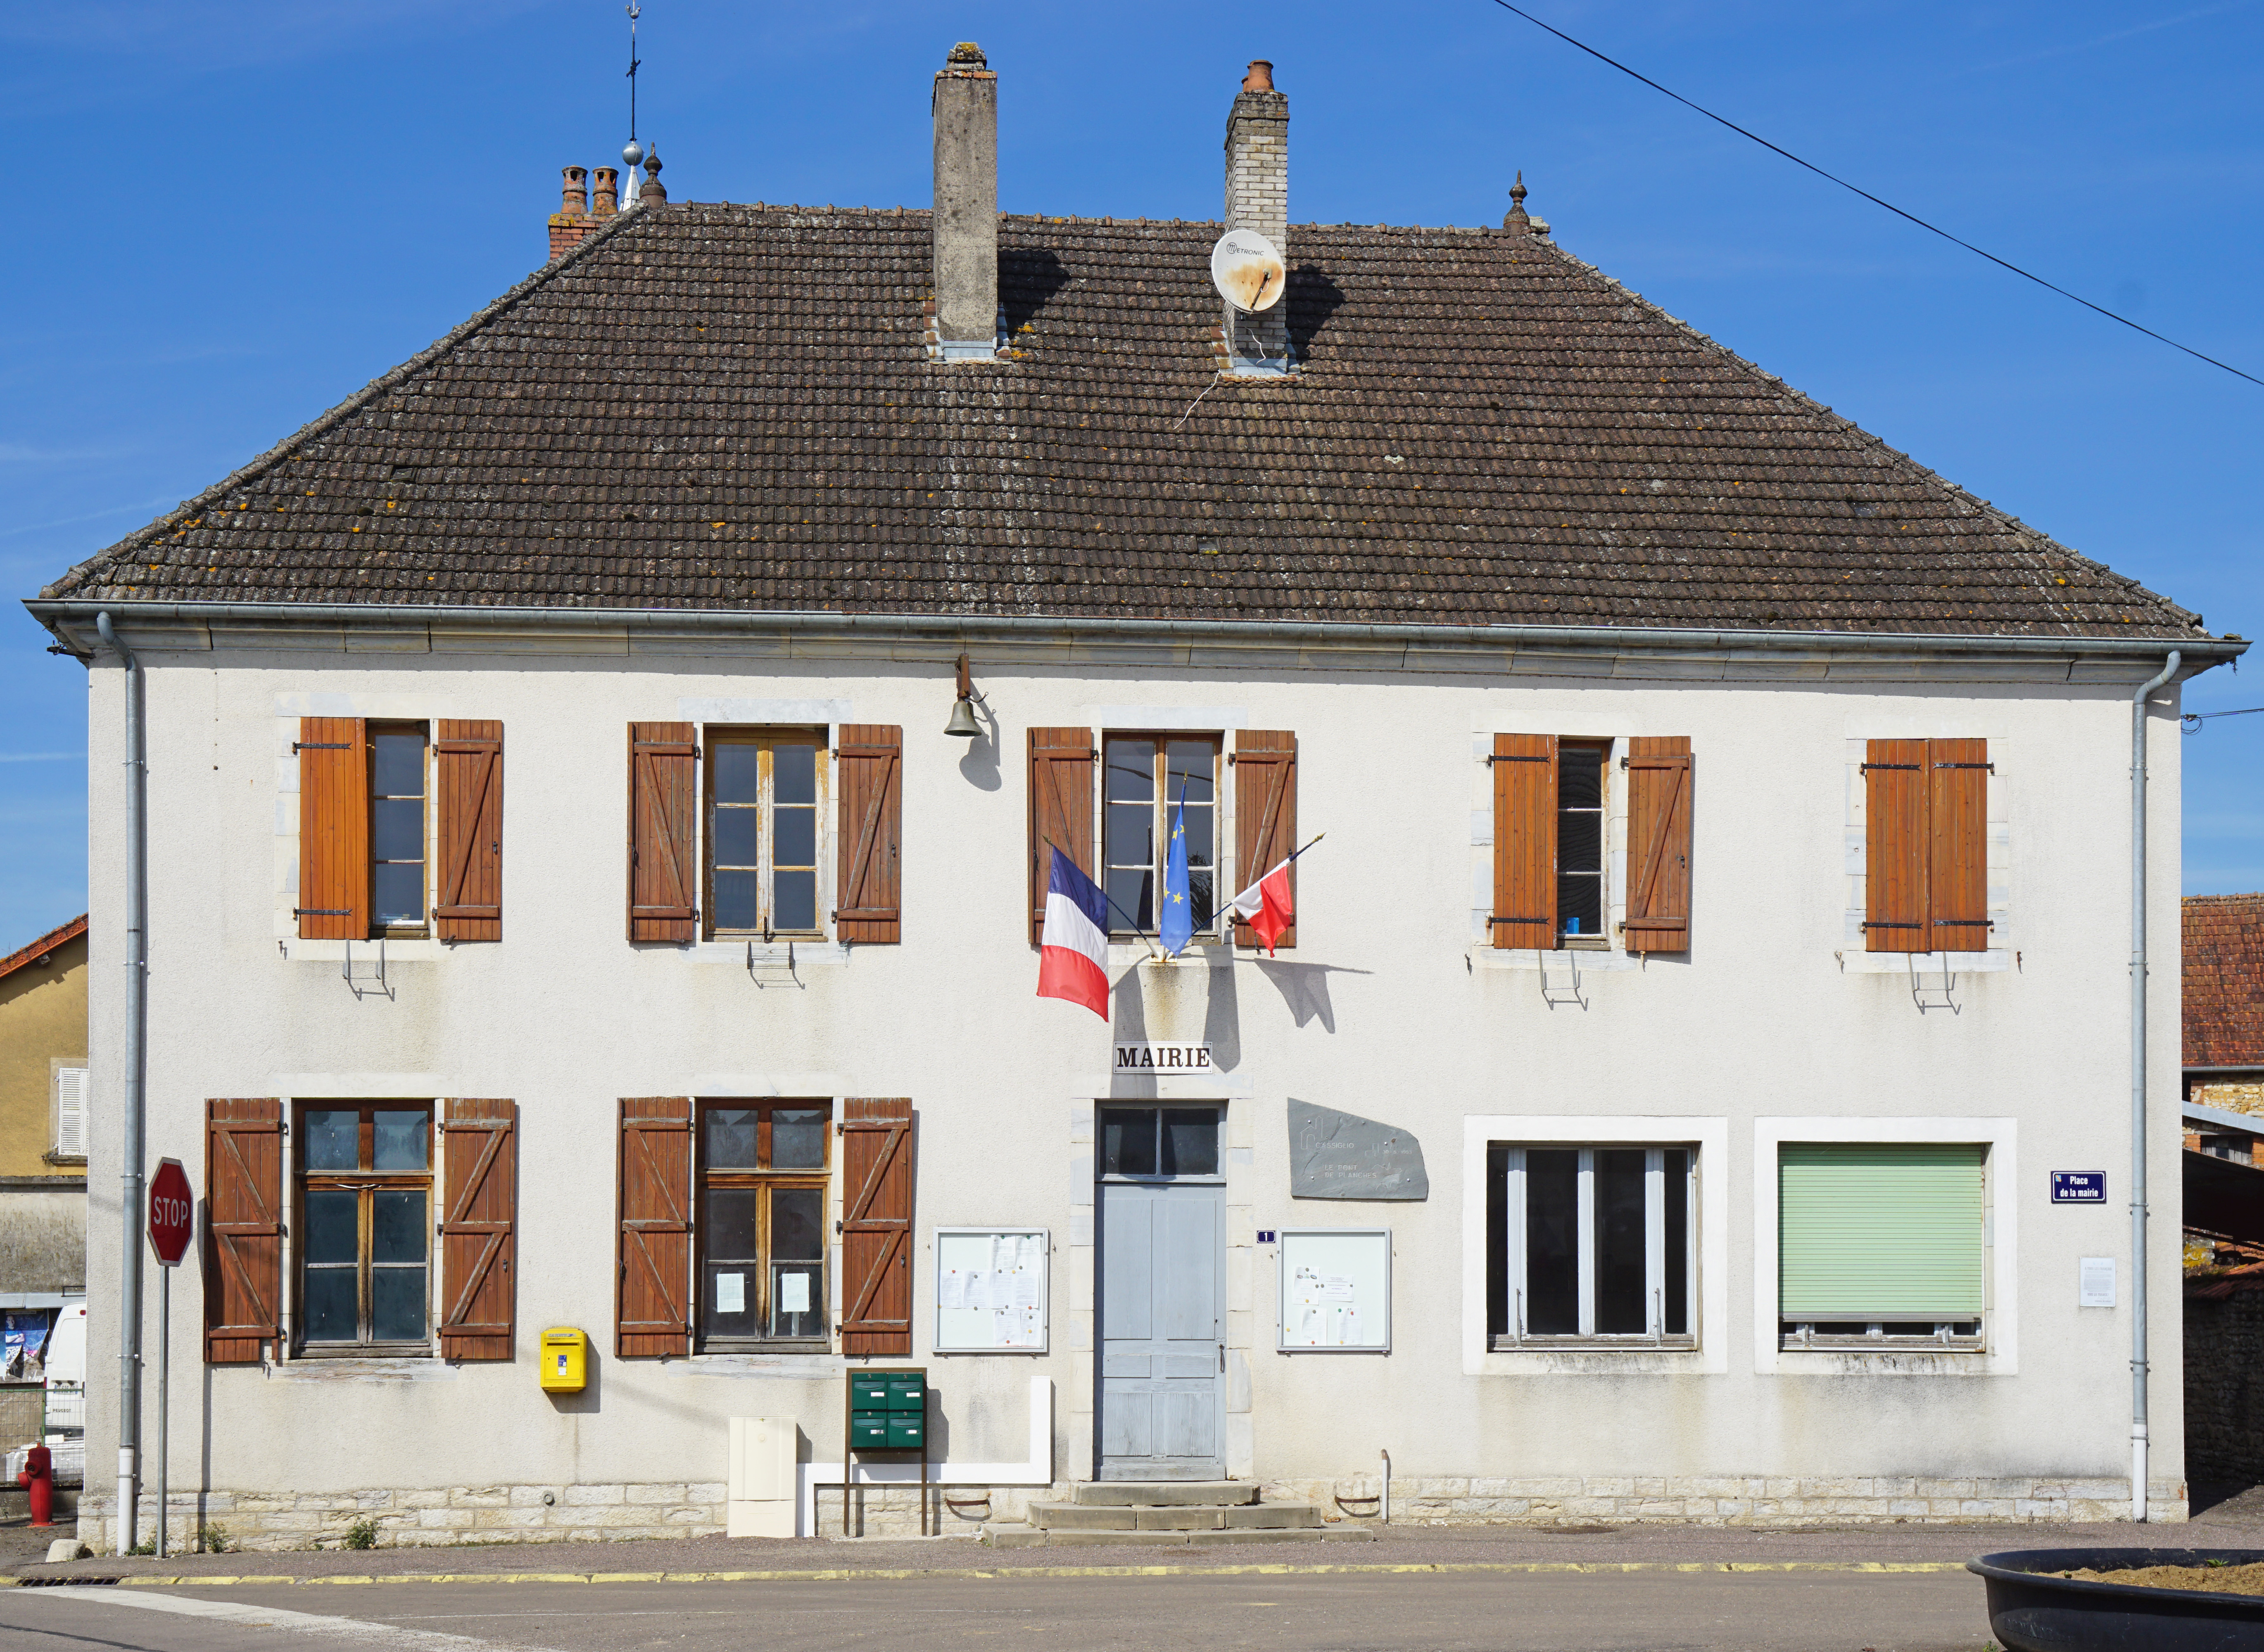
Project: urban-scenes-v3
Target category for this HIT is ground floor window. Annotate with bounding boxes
[1488,1145,1695,1347]
[297,1102,432,1353]
[1777,1142,1986,1349]
[696,1100,829,1347]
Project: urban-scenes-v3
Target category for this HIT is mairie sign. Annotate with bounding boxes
[1113,1042,1214,1074]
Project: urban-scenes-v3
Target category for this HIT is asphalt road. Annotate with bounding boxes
[0,1569,1995,1652]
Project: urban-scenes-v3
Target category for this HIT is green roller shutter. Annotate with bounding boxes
[1779,1143,1985,1319]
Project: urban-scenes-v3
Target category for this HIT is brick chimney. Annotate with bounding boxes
[592,167,619,218]
[932,43,998,360]
[549,166,593,261]
[1224,60,1289,369]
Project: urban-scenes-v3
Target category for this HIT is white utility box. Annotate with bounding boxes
[727,1417,798,1538]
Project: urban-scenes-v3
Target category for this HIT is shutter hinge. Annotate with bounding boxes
[1933,762,1996,772]
[1487,754,1549,764]
[1858,921,1925,930]
[292,908,352,916]
[1858,762,1921,773]
[1934,919,1996,928]
[291,743,353,753]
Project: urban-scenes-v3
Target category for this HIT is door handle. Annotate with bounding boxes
[1218,1344,1224,1373]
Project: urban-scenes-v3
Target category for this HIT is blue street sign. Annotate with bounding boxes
[2051,1171,2107,1203]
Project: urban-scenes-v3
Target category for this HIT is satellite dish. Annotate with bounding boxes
[1209,228,1286,313]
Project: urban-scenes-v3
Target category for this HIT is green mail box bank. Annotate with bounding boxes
[849,1369,925,1450]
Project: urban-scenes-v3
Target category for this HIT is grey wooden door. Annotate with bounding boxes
[1098,1179,1224,1480]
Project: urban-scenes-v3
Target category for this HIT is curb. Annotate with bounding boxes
[4,1559,1973,1588]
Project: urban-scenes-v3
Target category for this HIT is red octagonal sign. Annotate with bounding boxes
[147,1158,193,1268]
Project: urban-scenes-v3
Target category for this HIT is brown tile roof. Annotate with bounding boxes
[2188,895,2264,1068]
[38,203,2217,637]
[0,914,86,985]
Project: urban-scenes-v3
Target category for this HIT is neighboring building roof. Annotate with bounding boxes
[38,203,2218,639]
[0,916,86,987]
[2189,894,2264,1068]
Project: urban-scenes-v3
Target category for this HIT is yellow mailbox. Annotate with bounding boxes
[540,1327,588,1393]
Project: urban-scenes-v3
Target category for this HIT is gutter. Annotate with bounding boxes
[2129,648,2181,1524]
[93,612,147,1557]
[23,598,2249,670]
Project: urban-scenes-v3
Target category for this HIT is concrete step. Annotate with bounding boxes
[1028,1501,1323,1531]
[1070,1480,1259,1507]
[981,1522,1376,1550]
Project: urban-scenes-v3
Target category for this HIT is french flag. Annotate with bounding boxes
[1037,848,1111,1019]
[1229,857,1295,955]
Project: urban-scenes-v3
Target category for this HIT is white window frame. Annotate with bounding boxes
[1498,1145,1697,1347]
[1753,1117,2016,1376]
[1463,1115,1728,1375]
[701,726,832,943]
[49,1062,87,1164]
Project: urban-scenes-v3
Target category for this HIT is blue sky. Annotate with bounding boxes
[1,0,2258,945]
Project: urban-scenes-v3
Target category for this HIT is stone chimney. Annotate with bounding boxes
[549,166,593,261]
[1224,60,1289,368]
[932,43,998,360]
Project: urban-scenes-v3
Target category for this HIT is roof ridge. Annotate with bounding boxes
[1530,236,2202,635]
[41,206,650,601]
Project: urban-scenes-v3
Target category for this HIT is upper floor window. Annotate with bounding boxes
[296,717,504,944]
[297,1103,432,1353]
[1491,734,1691,953]
[705,732,827,940]
[1102,736,1219,938]
[49,1064,86,1164]
[370,725,428,932]
[1861,739,1989,953]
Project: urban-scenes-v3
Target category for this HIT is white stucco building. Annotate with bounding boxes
[31,49,2243,1552]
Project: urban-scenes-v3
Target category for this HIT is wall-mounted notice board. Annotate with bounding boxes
[934,1228,1050,1353]
[1277,1228,1392,1353]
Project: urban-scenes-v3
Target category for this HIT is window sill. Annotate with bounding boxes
[1492,1335,1697,1353]
[674,1350,846,1378]
[270,1353,456,1381]
[1779,1338,1985,1354]
[1465,946,1641,974]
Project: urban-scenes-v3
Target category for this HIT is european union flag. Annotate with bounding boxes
[1159,779,1194,956]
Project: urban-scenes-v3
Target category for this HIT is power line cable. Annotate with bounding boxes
[1484,0,2264,390]
[2183,706,2264,731]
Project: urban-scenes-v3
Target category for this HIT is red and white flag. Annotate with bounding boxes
[1228,857,1295,955]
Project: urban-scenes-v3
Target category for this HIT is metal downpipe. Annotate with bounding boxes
[2131,649,2180,1523]
[95,611,146,1555]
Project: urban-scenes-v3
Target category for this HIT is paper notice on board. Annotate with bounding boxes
[1322,1274,1355,1303]
[779,1270,811,1314]
[715,1272,745,1315]
[939,1268,967,1310]
[1011,1268,1042,1310]
[1019,1234,1045,1273]
[1299,1305,1321,1343]
[966,1272,991,1312]
[1342,1305,1361,1345]
[993,1234,1015,1273]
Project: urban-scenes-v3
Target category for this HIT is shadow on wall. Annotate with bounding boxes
[1253,959,1367,1033]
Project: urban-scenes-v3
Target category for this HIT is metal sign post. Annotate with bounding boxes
[146,1159,192,1559]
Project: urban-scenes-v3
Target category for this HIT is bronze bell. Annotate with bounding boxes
[943,696,982,738]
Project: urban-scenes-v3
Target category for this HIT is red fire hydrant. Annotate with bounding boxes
[15,1445,52,1529]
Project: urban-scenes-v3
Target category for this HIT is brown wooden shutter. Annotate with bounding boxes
[1864,738,1929,952]
[434,722,503,942]
[628,723,698,943]
[204,1099,282,1364]
[439,1099,516,1360]
[296,717,368,940]
[835,725,903,944]
[1491,733,1556,949]
[840,1099,914,1357]
[1028,728,1095,945]
[1233,731,1299,949]
[1625,737,1694,953]
[617,1097,693,1357]
[1928,738,1991,950]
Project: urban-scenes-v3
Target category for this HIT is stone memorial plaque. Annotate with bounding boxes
[1288,1099,1428,1201]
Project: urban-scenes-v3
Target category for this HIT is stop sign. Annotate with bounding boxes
[147,1158,193,1267]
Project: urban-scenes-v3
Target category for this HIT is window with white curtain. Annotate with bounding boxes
[50,1066,86,1163]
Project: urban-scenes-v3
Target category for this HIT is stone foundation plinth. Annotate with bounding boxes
[74,1470,2186,1552]
[1265,1474,2186,1526]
